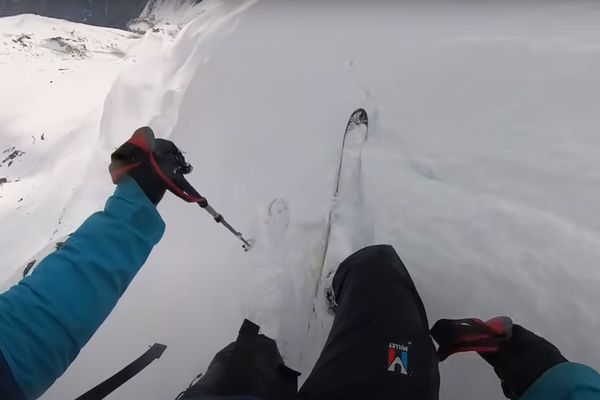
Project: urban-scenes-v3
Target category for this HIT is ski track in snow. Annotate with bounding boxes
[1,2,600,399]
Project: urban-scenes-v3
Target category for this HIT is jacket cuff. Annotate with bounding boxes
[106,177,165,244]
[521,362,600,400]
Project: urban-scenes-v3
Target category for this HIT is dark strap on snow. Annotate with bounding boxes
[75,343,167,400]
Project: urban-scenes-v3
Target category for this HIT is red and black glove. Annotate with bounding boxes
[109,127,206,205]
[431,316,513,361]
[431,317,567,399]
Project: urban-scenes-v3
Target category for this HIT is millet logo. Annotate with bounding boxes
[387,343,410,375]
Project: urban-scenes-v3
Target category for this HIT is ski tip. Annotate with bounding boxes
[348,108,368,127]
[352,107,368,119]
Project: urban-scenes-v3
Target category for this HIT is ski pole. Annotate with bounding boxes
[114,127,252,250]
[179,181,253,251]
[164,167,253,251]
[197,200,253,250]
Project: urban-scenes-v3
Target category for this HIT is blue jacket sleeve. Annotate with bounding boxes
[521,362,600,400]
[0,178,165,399]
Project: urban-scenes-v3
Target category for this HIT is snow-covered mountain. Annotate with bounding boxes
[130,0,206,33]
[0,0,204,31]
[0,0,149,29]
[1,1,600,400]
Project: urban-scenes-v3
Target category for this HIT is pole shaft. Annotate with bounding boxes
[198,203,251,248]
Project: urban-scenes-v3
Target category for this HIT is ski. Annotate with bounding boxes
[298,108,369,367]
[315,108,369,300]
[334,108,369,195]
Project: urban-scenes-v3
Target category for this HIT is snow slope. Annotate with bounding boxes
[2,1,600,399]
[0,14,142,287]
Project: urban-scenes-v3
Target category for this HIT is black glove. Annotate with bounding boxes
[110,127,205,205]
[480,325,568,399]
[179,320,300,400]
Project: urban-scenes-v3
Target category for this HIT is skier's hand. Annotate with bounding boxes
[110,127,205,205]
[431,317,513,361]
[480,324,567,399]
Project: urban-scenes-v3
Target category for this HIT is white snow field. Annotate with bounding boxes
[1,1,600,399]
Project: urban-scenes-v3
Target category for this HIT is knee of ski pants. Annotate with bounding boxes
[332,244,414,299]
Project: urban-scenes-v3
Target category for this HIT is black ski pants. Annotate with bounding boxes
[298,244,440,400]
[180,245,439,400]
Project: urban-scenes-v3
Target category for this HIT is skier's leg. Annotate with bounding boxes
[298,245,440,400]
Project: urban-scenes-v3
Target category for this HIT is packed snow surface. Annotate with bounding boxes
[1,1,600,399]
